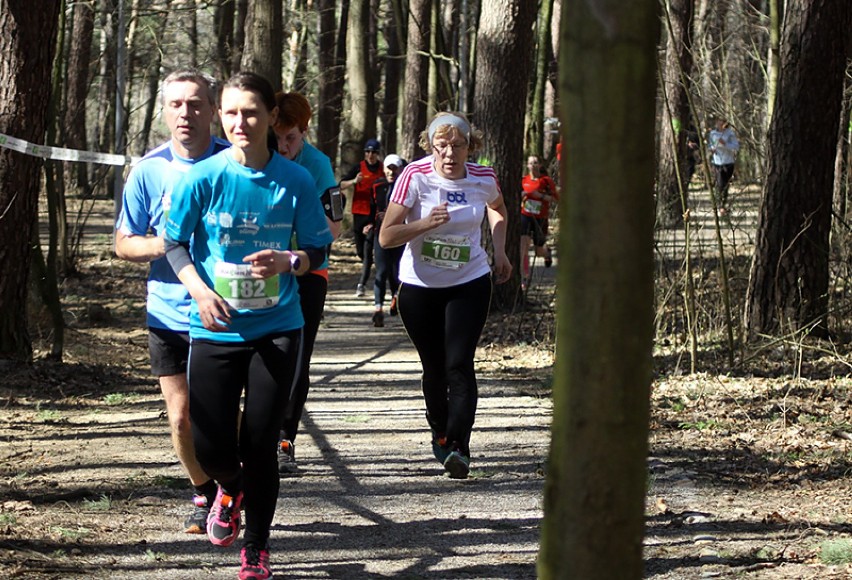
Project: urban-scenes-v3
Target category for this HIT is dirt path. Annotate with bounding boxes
[11,188,852,579]
[0,250,551,579]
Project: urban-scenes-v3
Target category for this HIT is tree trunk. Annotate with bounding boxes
[765,0,782,125]
[744,0,851,339]
[381,0,405,153]
[656,0,695,228]
[344,0,376,158]
[401,0,431,162]
[231,0,247,74]
[832,72,851,220]
[457,0,473,114]
[472,0,537,309]
[544,0,561,160]
[0,0,62,363]
[63,0,94,197]
[538,1,658,577]
[214,0,235,80]
[94,0,117,198]
[526,0,554,159]
[240,0,282,89]
[430,0,454,112]
[316,0,348,165]
[284,0,310,94]
[41,0,68,358]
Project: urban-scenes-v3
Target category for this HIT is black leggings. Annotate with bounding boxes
[398,274,492,456]
[713,163,735,207]
[281,273,327,442]
[189,330,301,545]
[353,213,374,287]
[373,241,403,307]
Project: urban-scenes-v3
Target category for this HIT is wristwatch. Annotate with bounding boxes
[289,252,301,273]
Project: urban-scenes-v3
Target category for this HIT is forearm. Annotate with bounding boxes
[328,218,341,240]
[114,231,165,262]
[487,205,509,256]
[164,239,207,297]
[379,218,434,249]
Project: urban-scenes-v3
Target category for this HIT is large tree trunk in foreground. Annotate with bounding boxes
[539,1,659,578]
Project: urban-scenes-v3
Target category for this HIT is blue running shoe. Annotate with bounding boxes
[443,450,470,479]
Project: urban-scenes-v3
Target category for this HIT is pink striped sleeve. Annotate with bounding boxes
[468,163,502,199]
[390,158,432,206]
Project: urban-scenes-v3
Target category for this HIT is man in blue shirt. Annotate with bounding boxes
[115,69,228,533]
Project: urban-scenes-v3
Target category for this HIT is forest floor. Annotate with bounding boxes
[2,188,852,579]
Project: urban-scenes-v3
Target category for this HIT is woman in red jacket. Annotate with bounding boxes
[520,155,558,288]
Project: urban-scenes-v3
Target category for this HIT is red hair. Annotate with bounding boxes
[274,92,312,132]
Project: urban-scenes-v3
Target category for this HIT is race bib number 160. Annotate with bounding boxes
[420,234,472,269]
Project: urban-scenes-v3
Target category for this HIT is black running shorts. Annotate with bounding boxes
[148,326,190,377]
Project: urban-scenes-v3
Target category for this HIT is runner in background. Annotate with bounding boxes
[379,112,511,479]
[164,72,333,580]
[519,154,559,289]
[707,117,740,214]
[340,139,383,297]
[114,69,227,534]
[370,153,406,327]
[272,91,342,474]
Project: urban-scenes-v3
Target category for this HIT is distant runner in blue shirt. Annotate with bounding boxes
[115,69,227,534]
[164,72,333,580]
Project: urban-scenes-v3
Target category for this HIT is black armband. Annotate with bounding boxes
[321,186,345,222]
[164,238,193,275]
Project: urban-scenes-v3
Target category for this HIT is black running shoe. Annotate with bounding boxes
[278,439,297,475]
[183,494,209,534]
[372,310,384,327]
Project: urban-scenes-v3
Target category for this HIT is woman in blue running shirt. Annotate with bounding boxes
[164,72,332,580]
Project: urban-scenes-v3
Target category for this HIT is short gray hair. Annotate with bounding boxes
[161,69,218,106]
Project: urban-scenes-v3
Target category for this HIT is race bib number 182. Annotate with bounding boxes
[213,262,279,309]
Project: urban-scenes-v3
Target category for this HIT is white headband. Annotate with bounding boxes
[428,115,471,143]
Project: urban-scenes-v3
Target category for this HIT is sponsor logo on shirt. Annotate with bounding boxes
[237,213,260,236]
[252,240,283,249]
[445,191,468,204]
[213,212,233,227]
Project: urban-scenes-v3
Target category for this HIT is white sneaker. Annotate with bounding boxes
[355,284,365,297]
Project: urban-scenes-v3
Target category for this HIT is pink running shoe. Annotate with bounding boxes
[239,543,273,580]
[206,486,243,547]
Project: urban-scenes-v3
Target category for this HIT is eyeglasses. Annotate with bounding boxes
[432,141,469,156]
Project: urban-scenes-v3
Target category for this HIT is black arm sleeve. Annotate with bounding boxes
[303,246,328,271]
[164,238,193,275]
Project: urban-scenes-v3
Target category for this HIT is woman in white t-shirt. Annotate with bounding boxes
[379,112,511,479]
